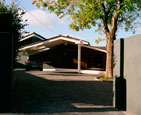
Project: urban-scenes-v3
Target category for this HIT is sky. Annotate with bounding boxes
[6,0,141,46]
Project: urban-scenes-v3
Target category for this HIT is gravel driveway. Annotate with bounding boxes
[11,70,127,114]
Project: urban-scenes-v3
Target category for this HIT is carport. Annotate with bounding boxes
[19,34,106,75]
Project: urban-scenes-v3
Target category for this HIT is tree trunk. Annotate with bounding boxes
[106,34,114,78]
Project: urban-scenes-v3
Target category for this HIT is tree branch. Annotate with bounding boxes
[110,0,123,38]
[101,3,110,34]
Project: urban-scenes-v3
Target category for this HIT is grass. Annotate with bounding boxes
[99,76,113,81]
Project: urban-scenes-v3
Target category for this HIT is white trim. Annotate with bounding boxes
[19,36,88,51]
[19,34,34,42]
[78,43,81,73]
[64,34,90,45]
[93,47,107,53]
[37,46,46,49]
[43,68,106,75]
[19,33,45,42]
[43,37,88,45]
[82,45,107,53]
[43,69,56,71]
[80,70,106,75]
[38,48,50,52]
[19,42,44,50]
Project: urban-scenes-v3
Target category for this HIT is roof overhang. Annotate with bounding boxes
[82,45,107,53]
[19,35,106,56]
[19,36,87,56]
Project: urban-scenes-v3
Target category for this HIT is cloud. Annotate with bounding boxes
[136,26,141,32]
[98,34,105,39]
[22,9,65,29]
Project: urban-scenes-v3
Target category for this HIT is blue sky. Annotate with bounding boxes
[6,0,141,46]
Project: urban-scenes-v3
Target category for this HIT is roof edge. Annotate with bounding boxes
[19,32,46,42]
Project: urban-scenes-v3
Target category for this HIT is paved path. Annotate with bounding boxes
[11,70,127,114]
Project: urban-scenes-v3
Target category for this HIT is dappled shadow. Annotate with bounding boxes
[12,70,114,113]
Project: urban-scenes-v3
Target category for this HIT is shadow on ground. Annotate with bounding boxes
[12,70,115,113]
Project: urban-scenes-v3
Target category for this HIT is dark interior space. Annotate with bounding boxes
[29,43,106,70]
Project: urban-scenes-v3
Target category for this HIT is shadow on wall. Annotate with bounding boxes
[12,70,115,113]
[115,77,126,110]
[114,39,126,110]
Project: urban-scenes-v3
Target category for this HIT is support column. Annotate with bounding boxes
[78,41,81,73]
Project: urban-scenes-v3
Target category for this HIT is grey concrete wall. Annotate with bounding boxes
[114,34,141,115]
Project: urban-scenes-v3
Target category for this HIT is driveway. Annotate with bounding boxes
[12,70,127,114]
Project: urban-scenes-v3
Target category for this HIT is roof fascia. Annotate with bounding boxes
[44,36,88,45]
[19,33,45,42]
[82,45,107,53]
[20,36,89,51]
[19,42,44,51]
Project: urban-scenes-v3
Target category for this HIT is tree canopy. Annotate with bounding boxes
[33,0,140,35]
[0,0,26,65]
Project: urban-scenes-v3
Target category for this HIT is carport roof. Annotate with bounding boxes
[19,33,106,56]
[20,34,90,47]
[20,34,89,49]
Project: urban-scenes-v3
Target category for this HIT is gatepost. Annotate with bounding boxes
[0,14,13,112]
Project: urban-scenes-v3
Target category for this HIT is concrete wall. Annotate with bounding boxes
[114,34,141,115]
[16,52,29,68]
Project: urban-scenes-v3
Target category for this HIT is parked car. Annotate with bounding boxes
[25,60,43,71]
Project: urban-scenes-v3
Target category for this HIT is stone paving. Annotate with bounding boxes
[11,70,128,115]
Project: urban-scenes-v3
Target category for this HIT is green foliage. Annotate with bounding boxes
[33,0,141,37]
[95,37,105,44]
[0,0,26,66]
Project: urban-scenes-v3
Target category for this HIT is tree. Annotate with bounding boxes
[33,0,141,78]
[0,0,26,67]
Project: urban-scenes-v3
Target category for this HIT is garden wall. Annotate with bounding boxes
[114,34,141,115]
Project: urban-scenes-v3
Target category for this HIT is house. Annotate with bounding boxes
[17,32,46,65]
[18,32,106,74]
[19,32,46,46]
